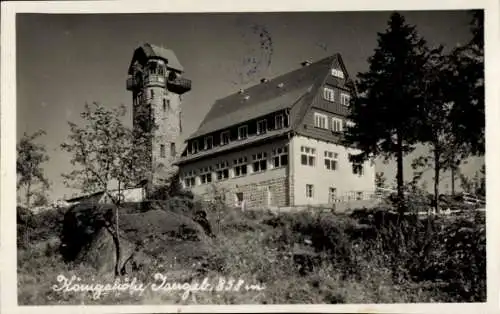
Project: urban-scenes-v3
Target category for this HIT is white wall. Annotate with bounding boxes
[101,187,145,203]
[291,135,375,206]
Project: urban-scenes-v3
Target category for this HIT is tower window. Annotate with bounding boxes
[160,144,165,158]
[170,143,176,157]
[150,89,155,99]
[163,98,170,111]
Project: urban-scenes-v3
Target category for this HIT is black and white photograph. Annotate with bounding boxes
[1,0,499,312]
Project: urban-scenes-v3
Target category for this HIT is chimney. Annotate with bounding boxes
[260,78,268,83]
[243,95,250,100]
[277,82,284,88]
[238,89,245,94]
[301,60,312,67]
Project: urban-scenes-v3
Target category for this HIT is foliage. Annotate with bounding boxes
[375,172,386,189]
[344,12,429,209]
[17,130,50,208]
[60,102,158,276]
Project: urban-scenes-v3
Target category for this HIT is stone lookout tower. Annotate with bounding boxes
[126,43,191,192]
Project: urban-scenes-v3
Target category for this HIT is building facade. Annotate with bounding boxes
[175,53,376,209]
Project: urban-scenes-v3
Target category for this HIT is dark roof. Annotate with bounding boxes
[186,54,339,141]
[128,43,184,74]
[66,191,105,203]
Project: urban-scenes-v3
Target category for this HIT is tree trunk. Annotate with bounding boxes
[396,129,405,215]
[114,181,122,277]
[451,166,456,195]
[25,182,31,210]
[433,148,441,215]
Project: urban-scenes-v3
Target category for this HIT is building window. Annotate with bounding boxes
[160,144,165,158]
[252,152,268,173]
[340,93,350,106]
[220,131,230,145]
[323,87,335,102]
[356,191,364,200]
[238,125,248,140]
[314,112,328,129]
[306,184,314,198]
[300,146,316,166]
[191,140,199,154]
[205,136,213,150]
[257,119,267,135]
[331,68,345,79]
[328,187,337,203]
[183,170,196,188]
[331,117,343,133]
[233,157,248,177]
[275,114,284,129]
[352,160,364,176]
[150,89,155,99]
[324,151,338,171]
[170,142,176,157]
[199,166,213,184]
[345,120,355,129]
[215,161,229,181]
[271,146,288,168]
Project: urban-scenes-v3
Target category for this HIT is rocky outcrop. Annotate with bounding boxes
[60,202,213,275]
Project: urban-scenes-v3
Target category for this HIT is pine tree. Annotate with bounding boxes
[345,12,429,213]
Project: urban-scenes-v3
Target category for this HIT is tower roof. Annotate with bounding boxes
[128,43,184,74]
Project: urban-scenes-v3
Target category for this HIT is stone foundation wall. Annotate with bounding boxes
[197,176,290,210]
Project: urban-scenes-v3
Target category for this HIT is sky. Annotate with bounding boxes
[16,10,484,201]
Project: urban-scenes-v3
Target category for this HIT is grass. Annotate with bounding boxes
[17,201,486,305]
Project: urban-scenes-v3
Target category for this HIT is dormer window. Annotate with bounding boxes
[204,136,213,150]
[275,114,284,129]
[257,119,267,135]
[221,131,230,145]
[238,125,248,140]
[191,140,199,154]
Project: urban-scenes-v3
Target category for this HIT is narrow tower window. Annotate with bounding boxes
[170,143,176,157]
[150,89,154,99]
[160,144,165,158]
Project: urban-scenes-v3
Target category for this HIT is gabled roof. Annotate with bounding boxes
[128,43,184,74]
[186,54,339,141]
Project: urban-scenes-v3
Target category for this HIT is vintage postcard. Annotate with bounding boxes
[1,0,499,313]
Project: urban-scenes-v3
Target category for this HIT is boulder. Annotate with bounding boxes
[60,203,213,275]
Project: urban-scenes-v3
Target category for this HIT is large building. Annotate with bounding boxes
[173,51,376,209]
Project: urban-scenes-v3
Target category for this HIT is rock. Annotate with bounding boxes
[60,203,213,275]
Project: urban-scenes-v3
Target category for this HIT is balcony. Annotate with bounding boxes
[167,77,192,94]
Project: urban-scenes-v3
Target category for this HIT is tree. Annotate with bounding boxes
[60,102,156,276]
[17,130,50,209]
[447,10,484,157]
[344,12,429,213]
